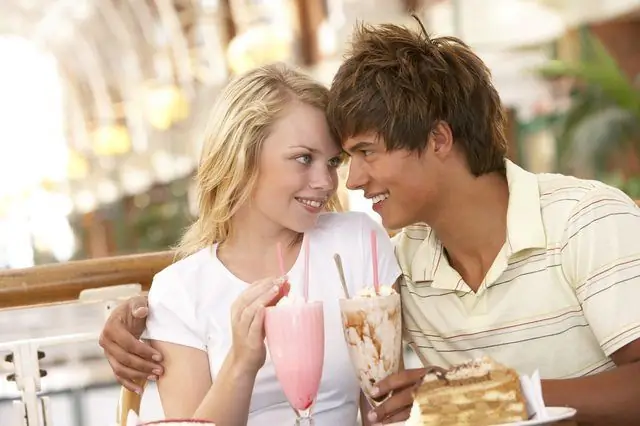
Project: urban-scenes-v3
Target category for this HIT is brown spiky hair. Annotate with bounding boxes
[327,19,508,176]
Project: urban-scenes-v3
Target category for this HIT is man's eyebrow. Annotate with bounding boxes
[345,141,375,153]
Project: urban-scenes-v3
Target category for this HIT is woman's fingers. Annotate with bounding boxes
[248,305,266,341]
[239,284,280,328]
[231,276,286,322]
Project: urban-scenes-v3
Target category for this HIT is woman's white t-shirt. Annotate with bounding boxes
[143,212,401,426]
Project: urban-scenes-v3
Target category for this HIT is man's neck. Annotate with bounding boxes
[424,171,510,291]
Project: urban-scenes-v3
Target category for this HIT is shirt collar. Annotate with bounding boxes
[409,160,547,290]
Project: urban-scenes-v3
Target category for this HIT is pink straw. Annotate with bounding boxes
[303,237,310,302]
[370,230,380,295]
[276,242,286,276]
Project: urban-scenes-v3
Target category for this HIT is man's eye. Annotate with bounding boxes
[295,154,312,165]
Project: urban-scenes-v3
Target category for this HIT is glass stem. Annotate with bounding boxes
[295,407,314,426]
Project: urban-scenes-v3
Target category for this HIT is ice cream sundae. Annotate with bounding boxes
[338,285,402,403]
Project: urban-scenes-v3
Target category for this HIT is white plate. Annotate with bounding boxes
[388,406,577,425]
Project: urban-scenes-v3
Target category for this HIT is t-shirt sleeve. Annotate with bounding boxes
[141,269,207,351]
[561,187,640,356]
[359,214,402,288]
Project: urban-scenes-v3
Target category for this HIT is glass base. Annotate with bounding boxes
[294,406,314,425]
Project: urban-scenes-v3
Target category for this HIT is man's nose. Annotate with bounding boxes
[346,158,367,190]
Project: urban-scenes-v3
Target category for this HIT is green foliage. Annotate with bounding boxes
[536,30,640,197]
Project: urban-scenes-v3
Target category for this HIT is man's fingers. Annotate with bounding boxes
[372,368,427,397]
[381,408,411,424]
[132,306,148,319]
[117,333,163,363]
[105,340,163,376]
[369,386,415,424]
[424,365,447,375]
[117,376,144,394]
[106,353,154,383]
[129,295,149,317]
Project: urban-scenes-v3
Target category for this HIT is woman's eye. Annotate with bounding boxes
[295,154,312,165]
[362,150,373,157]
[328,157,342,168]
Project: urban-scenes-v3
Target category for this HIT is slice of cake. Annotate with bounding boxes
[408,357,528,426]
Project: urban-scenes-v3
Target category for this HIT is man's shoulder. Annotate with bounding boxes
[536,172,636,227]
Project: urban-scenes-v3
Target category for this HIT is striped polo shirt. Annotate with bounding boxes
[393,160,640,379]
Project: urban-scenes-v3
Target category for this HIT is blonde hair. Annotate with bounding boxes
[176,63,341,258]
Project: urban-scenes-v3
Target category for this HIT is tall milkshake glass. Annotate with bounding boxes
[265,300,325,425]
[337,231,403,406]
[339,290,402,406]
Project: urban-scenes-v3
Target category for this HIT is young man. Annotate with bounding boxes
[100,22,640,425]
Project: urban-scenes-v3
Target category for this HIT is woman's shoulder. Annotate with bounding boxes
[150,247,216,295]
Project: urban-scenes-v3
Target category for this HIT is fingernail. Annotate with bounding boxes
[147,375,157,381]
[272,285,280,293]
[133,307,148,316]
[275,276,288,285]
[367,411,377,422]
[152,368,162,375]
[152,354,162,362]
[371,386,379,396]
[134,388,142,395]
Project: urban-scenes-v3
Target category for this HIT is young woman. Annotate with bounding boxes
[140,64,400,426]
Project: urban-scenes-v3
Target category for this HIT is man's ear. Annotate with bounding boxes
[430,121,454,157]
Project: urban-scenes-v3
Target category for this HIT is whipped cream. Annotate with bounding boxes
[276,293,305,306]
[422,356,496,383]
[356,285,396,298]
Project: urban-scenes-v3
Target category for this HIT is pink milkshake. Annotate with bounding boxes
[265,297,324,424]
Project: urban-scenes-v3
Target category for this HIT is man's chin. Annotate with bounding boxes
[379,211,413,231]
[379,215,400,232]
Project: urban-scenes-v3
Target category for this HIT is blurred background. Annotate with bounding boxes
[0,0,639,424]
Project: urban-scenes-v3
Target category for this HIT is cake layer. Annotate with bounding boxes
[416,411,527,426]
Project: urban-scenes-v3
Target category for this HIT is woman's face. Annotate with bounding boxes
[252,101,342,233]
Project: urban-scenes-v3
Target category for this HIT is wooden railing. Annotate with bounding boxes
[1,200,638,309]
[0,251,174,309]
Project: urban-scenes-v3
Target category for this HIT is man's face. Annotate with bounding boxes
[342,132,440,229]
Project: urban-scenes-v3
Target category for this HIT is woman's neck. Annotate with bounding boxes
[217,207,302,283]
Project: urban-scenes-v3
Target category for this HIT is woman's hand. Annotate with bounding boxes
[229,276,289,374]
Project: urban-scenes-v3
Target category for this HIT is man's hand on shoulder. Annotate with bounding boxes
[99,295,163,393]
